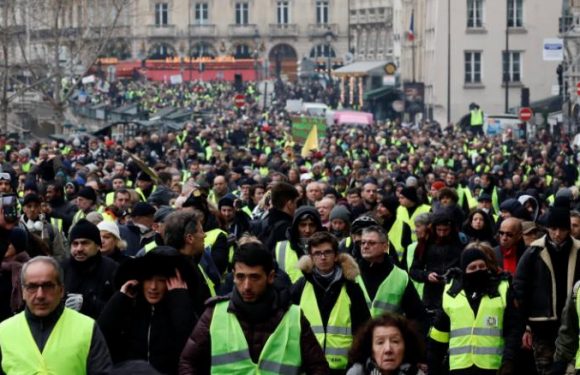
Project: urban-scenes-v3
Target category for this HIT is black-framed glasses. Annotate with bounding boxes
[22,282,58,293]
[311,250,335,258]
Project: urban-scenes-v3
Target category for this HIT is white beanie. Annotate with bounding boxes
[97,221,121,240]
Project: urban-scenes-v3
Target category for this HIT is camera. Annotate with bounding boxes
[0,194,18,223]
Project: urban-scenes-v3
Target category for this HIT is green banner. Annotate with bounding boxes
[291,116,326,144]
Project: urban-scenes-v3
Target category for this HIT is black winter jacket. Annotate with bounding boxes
[98,290,196,375]
[62,253,118,319]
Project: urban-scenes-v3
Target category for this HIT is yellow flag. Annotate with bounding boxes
[301,124,318,158]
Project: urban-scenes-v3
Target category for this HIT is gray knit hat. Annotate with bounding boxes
[329,205,351,223]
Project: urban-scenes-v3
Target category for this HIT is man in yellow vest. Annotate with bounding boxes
[396,187,431,242]
[291,231,370,371]
[469,102,484,136]
[178,242,329,374]
[0,256,112,373]
[274,206,324,284]
[357,226,427,328]
[135,171,157,202]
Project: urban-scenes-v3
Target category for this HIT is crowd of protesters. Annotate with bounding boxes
[0,77,579,375]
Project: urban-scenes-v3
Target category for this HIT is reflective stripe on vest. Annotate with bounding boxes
[209,301,302,374]
[0,308,93,374]
[357,265,409,317]
[275,241,302,284]
[405,242,424,298]
[299,282,352,369]
[50,217,63,233]
[442,280,508,370]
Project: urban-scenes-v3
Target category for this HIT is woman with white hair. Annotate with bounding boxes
[98,221,129,264]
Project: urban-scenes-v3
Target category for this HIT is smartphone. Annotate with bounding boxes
[0,194,18,223]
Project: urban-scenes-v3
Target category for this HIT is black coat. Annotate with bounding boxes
[410,236,464,310]
[256,208,293,252]
[61,253,118,319]
[98,290,196,375]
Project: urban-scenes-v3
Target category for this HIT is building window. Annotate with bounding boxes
[507,0,523,27]
[235,2,249,25]
[316,1,329,24]
[464,51,482,83]
[503,51,521,82]
[155,3,168,26]
[195,3,208,24]
[467,0,483,28]
[310,44,336,58]
[235,44,251,58]
[277,1,289,24]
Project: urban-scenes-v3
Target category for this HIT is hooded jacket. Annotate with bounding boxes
[291,253,370,342]
[286,206,325,258]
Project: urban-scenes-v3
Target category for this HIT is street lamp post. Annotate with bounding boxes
[324,27,334,82]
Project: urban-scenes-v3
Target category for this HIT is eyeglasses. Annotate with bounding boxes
[311,250,335,258]
[0,173,10,181]
[361,240,386,247]
[23,282,58,293]
[498,231,514,238]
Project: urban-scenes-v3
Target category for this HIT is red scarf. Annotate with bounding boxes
[501,246,517,275]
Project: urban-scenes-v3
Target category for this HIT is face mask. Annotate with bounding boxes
[463,269,490,291]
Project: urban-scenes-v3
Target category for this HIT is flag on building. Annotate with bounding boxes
[301,124,319,158]
[408,10,415,42]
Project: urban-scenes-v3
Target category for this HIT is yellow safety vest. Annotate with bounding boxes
[198,264,216,297]
[275,240,302,284]
[405,242,424,298]
[388,219,405,262]
[299,282,351,369]
[470,109,483,126]
[0,308,93,375]
[357,265,409,317]
[396,204,431,242]
[135,186,157,202]
[105,192,115,206]
[205,228,234,266]
[430,280,508,371]
[209,301,302,374]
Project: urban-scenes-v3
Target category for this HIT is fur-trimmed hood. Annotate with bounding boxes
[297,252,360,281]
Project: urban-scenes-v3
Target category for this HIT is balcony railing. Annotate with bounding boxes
[147,24,177,38]
[227,24,258,37]
[268,23,298,37]
[307,23,339,38]
[188,24,217,38]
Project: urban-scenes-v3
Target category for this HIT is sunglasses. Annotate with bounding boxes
[498,231,514,238]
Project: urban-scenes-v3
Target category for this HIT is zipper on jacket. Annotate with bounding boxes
[147,305,155,362]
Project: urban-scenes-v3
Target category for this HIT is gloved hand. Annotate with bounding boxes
[497,360,514,375]
[546,360,568,375]
[65,293,83,311]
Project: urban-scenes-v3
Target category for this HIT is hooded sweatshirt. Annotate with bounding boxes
[286,206,325,257]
